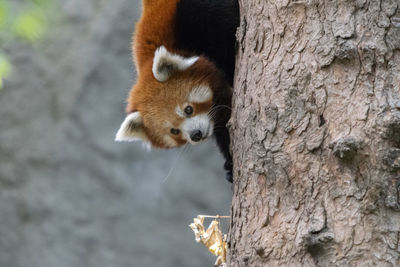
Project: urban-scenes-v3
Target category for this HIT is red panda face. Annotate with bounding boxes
[116,46,226,149]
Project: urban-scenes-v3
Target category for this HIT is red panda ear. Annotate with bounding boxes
[115,112,149,142]
[152,46,199,82]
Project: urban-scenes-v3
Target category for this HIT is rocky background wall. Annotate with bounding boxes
[0,1,231,266]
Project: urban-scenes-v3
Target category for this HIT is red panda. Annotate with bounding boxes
[116,0,239,182]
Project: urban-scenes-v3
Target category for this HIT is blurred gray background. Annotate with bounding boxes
[0,0,232,266]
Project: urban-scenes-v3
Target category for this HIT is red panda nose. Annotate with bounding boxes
[190,130,203,142]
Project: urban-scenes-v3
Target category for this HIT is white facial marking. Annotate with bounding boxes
[181,114,214,144]
[163,134,178,147]
[152,46,199,82]
[188,85,213,103]
[175,105,186,118]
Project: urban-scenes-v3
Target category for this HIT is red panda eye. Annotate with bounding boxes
[170,128,180,135]
[184,105,193,116]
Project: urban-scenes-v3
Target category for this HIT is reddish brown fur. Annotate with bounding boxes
[133,0,178,69]
[126,0,227,148]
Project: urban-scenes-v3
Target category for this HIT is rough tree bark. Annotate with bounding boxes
[228,0,400,266]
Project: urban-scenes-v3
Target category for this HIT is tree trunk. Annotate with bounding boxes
[228,0,400,266]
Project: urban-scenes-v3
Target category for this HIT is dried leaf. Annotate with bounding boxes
[189,215,228,266]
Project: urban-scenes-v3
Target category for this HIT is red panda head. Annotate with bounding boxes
[115,46,227,149]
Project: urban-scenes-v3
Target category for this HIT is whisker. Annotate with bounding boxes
[182,143,194,162]
[209,105,232,112]
[207,105,232,119]
[162,144,188,183]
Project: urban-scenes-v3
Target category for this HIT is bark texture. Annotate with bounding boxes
[228,0,400,266]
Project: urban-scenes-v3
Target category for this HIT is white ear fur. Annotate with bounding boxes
[115,112,149,142]
[152,46,199,82]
